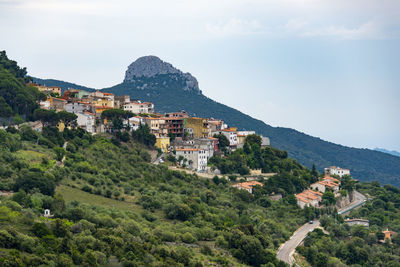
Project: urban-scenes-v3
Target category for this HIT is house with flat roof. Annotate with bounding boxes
[325,166,350,177]
[175,148,208,171]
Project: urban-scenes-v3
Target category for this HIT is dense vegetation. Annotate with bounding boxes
[1,125,321,266]
[0,51,45,122]
[36,73,400,187]
[296,182,400,267]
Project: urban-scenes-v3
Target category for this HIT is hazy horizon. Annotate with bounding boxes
[1,0,399,151]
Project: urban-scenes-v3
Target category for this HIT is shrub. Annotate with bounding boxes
[181,232,196,244]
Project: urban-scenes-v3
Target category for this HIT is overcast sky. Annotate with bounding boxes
[1,0,399,151]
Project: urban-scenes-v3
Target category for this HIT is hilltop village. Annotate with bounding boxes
[15,84,354,210]
[29,84,271,170]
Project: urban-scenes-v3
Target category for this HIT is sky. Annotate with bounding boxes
[1,0,399,151]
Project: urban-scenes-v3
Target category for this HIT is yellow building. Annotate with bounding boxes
[30,84,62,96]
[184,117,210,138]
[155,137,170,152]
[92,98,114,108]
[144,117,168,137]
[57,121,65,132]
[94,106,113,115]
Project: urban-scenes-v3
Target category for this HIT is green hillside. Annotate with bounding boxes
[0,51,45,122]
[1,124,317,266]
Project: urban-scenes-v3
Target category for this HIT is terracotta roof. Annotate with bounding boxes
[318,180,338,188]
[51,98,66,101]
[176,148,200,151]
[233,181,263,190]
[295,195,310,203]
[323,176,340,183]
[103,92,114,96]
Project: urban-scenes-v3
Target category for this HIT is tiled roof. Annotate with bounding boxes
[176,148,200,151]
[233,181,263,190]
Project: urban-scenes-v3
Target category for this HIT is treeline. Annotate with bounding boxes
[0,51,45,121]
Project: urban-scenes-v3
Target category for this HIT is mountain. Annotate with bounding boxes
[374,148,400,158]
[37,56,400,187]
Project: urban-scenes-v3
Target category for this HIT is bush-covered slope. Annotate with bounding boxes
[1,127,317,266]
[0,51,45,121]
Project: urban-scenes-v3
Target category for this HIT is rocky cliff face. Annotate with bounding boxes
[124,56,200,94]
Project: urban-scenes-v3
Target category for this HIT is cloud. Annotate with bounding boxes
[206,18,263,37]
[283,19,394,40]
[302,21,387,40]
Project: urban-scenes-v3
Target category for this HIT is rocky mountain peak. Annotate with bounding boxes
[124,56,200,93]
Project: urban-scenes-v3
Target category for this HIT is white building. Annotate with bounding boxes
[175,148,208,171]
[77,112,95,133]
[123,101,154,114]
[324,166,350,177]
[39,100,51,110]
[237,131,256,136]
[261,136,270,147]
[125,116,145,131]
[212,128,238,147]
[65,101,90,114]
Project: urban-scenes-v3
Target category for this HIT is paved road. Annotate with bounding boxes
[338,191,366,215]
[277,190,366,265]
[277,220,320,265]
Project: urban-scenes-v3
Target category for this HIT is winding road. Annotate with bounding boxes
[277,191,366,265]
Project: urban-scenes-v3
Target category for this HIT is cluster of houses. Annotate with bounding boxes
[30,84,270,172]
[296,174,343,209]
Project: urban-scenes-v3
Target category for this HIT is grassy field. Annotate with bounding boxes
[56,185,143,213]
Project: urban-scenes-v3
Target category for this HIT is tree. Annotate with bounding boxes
[33,109,59,126]
[322,191,336,206]
[132,124,156,146]
[244,134,262,147]
[54,146,66,161]
[14,171,56,196]
[311,164,319,183]
[0,96,13,117]
[58,111,77,128]
[214,134,229,150]
[101,109,133,131]
[341,175,355,193]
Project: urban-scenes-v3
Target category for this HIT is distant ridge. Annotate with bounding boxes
[33,78,96,93]
[375,148,400,158]
[36,57,400,187]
